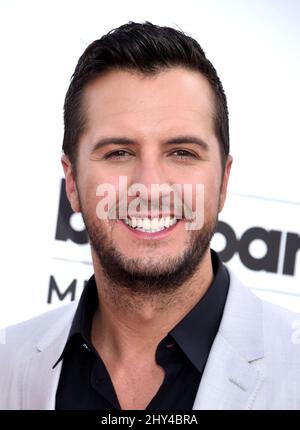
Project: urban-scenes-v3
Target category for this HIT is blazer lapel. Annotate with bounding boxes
[193,269,265,410]
[22,345,64,409]
[22,305,75,410]
[192,333,264,409]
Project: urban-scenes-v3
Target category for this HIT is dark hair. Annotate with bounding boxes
[62,21,229,170]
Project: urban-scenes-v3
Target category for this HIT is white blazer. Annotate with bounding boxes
[1,269,300,410]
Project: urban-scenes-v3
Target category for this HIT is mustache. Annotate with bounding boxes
[105,198,194,220]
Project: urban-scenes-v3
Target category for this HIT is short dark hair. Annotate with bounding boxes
[62,21,229,171]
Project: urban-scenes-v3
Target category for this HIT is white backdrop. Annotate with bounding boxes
[0,0,299,329]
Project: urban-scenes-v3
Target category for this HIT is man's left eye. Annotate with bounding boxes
[172,150,197,158]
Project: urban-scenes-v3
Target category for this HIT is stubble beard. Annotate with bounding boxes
[81,207,218,298]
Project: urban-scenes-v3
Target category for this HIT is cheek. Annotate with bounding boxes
[79,168,120,209]
[204,180,222,216]
[190,172,221,218]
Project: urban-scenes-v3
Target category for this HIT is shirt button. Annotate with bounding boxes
[82,343,91,351]
[165,343,175,349]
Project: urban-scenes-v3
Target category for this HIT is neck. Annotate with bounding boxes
[91,248,213,361]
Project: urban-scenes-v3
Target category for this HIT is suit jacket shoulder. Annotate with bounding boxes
[0,302,77,409]
[2,301,77,354]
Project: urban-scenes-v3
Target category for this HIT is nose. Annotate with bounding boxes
[129,158,173,214]
[132,157,169,190]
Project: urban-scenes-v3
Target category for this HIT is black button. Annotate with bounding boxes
[82,343,91,352]
[165,343,175,349]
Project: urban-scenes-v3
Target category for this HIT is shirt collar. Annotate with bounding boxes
[53,249,229,372]
[168,249,229,373]
[67,276,99,343]
[52,275,98,368]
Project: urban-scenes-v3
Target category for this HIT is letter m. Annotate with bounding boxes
[47,276,76,303]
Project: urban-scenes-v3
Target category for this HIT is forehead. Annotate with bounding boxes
[82,67,216,141]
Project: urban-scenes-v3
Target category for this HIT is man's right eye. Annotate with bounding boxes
[104,150,132,159]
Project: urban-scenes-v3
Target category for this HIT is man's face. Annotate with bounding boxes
[63,67,232,293]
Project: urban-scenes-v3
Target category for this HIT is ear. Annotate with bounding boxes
[61,155,81,213]
[218,155,233,213]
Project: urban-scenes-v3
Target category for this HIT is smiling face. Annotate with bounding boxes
[62,67,232,293]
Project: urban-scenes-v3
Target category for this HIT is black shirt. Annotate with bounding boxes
[54,250,229,410]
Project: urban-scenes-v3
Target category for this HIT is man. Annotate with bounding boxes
[0,21,299,410]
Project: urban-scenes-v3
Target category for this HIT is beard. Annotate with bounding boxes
[81,207,218,297]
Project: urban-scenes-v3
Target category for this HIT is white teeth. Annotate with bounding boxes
[151,218,159,230]
[164,216,170,228]
[143,218,151,231]
[124,216,178,232]
[170,217,177,226]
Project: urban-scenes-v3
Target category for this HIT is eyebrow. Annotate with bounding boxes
[91,135,209,153]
